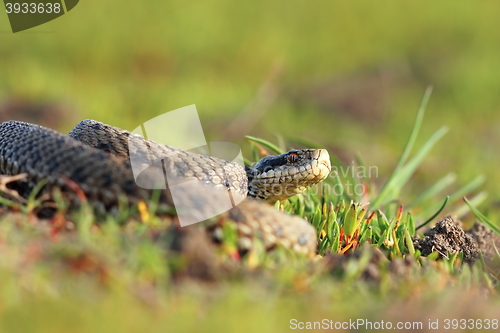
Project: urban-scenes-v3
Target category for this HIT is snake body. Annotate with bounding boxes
[0,120,331,256]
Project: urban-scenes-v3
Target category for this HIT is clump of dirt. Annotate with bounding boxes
[413,216,479,264]
[464,222,500,267]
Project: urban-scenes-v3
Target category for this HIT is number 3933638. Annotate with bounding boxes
[3,1,79,33]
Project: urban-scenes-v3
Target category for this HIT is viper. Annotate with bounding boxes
[0,120,331,257]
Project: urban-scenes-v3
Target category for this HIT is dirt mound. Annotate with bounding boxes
[413,216,479,264]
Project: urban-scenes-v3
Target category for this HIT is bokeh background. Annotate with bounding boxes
[2,2,500,331]
[1,0,500,213]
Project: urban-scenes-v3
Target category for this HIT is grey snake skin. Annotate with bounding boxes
[0,120,331,256]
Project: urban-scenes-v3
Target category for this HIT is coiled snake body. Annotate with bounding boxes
[0,120,331,256]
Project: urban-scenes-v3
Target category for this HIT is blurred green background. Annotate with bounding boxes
[1,0,499,208]
[2,1,500,331]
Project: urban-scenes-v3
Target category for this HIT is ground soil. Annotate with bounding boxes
[413,215,500,265]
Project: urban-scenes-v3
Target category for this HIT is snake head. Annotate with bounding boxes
[247,149,331,203]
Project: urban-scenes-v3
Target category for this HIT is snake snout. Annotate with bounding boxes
[315,149,331,180]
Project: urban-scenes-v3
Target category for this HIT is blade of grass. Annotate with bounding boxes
[453,191,487,218]
[404,228,416,255]
[245,136,284,154]
[355,152,372,200]
[407,173,456,209]
[330,170,351,202]
[464,197,500,235]
[398,86,434,168]
[416,175,485,219]
[373,125,448,208]
[273,133,286,153]
[415,196,449,230]
[372,86,433,208]
[251,143,259,163]
[447,175,485,203]
[388,126,448,195]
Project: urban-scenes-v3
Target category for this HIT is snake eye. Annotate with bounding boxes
[288,152,298,163]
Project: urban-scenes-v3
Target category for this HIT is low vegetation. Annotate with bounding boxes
[0,91,499,332]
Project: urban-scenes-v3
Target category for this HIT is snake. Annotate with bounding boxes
[0,120,331,257]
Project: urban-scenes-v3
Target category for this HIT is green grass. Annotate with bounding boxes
[0,94,499,332]
[3,1,500,330]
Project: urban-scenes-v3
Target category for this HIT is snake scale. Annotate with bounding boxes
[0,120,331,256]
